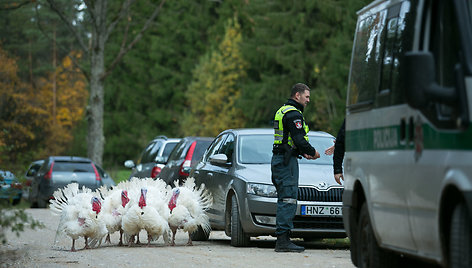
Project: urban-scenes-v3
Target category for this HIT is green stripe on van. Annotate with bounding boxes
[346,124,472,151]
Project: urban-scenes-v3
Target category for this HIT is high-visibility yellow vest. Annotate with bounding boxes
[274,105,309,148]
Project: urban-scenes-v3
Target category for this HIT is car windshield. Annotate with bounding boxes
[53,161,94,173]
[238,134,334,165]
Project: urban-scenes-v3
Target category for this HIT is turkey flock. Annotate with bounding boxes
[49,177,212,251]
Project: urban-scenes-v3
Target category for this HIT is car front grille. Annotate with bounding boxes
[298,187,343,202]
[293,216,344,229]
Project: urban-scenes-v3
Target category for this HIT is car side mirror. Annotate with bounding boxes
[209,154,228,165]
[124,160,135,169]
[404,51,457,109]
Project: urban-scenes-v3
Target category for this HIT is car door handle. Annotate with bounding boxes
[194,171,200,175]
[208,172,214,177]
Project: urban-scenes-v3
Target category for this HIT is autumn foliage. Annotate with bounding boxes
[0,45,87,167]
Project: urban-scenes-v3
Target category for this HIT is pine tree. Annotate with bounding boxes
[183,17,247,136]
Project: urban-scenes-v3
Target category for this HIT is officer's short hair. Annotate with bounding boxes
[291,83,310,98]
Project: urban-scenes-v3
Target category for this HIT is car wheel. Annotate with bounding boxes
[191,225,210,241]
[357,203,399,268]
[230,195,250,247]
[30,193,38,208]
[449,203,472,268]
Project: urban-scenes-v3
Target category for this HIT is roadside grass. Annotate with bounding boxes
[321,237,350,247]
[300,237,351,249]
[108,167,131,184]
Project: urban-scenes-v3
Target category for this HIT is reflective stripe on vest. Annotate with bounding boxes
[273,105,309,147]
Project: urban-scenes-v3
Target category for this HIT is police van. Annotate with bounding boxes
[342,0,472,267]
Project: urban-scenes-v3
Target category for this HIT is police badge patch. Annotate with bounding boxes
[294,119,302,129]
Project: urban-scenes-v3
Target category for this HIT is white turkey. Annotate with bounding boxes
[167,177,212,246]
[49,183,107,251]
[96,185,130,246]
[121,177,170,246]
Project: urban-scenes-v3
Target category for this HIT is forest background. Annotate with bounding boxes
[0,0,370,177]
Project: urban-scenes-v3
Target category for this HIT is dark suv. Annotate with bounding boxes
[124,136,180,179]
[158,136,213,185]
[30,156,115,208]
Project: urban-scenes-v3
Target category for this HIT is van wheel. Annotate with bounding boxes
[191,225,210,241]
[230,195,250,247]
[449,203,472,268]
[357,203,399,268]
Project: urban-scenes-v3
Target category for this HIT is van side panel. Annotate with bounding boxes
[346,105,418,251]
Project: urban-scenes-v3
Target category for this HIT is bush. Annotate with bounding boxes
[0,204,43,244]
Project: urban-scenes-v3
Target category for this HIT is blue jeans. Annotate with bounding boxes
[271,154,299,236]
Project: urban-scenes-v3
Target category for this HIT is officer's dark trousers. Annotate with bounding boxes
[271,154,299,236]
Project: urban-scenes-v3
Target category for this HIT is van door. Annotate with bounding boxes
[346,1,417,251]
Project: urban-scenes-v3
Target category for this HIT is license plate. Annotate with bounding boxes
[301,205,342,216]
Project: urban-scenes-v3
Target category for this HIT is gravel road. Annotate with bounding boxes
[1,209,355,268]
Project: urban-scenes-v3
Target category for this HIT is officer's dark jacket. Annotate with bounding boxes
[277,99,317,157]
[333,118,345,174]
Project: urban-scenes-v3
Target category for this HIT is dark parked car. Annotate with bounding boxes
[158,136,213,185]
[124,136,180,179]
[30,156,115,208]
[0,170,23,205]
[190,128,344,246]
[23,159,44,201]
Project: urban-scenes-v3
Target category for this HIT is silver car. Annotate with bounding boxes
[190,128,345,247]
[30,156,115,208]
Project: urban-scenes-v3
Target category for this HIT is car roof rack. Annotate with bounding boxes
[153,135,168,140]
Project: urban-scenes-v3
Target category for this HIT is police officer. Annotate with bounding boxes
[271,83,320,252]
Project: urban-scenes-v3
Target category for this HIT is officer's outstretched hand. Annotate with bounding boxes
[324,140,336,156]
[303,151,320,160]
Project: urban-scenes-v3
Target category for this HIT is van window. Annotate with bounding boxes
[391,2,414,104]
[348,10,387,110]
[377,2,413,107]
[422,0,463,128]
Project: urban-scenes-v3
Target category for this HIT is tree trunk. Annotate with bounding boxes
[87,57,105,166]
[52,25,57,123]
[87,1,107,167]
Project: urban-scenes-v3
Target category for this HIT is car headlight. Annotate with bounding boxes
[246,183,277,198]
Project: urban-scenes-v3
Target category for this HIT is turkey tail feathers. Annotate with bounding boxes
[197,184,213,211]
[49,183,80,214]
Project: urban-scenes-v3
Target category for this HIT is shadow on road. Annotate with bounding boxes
[207,236,350,250]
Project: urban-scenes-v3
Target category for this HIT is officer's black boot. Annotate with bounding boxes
[275,232,305,252]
